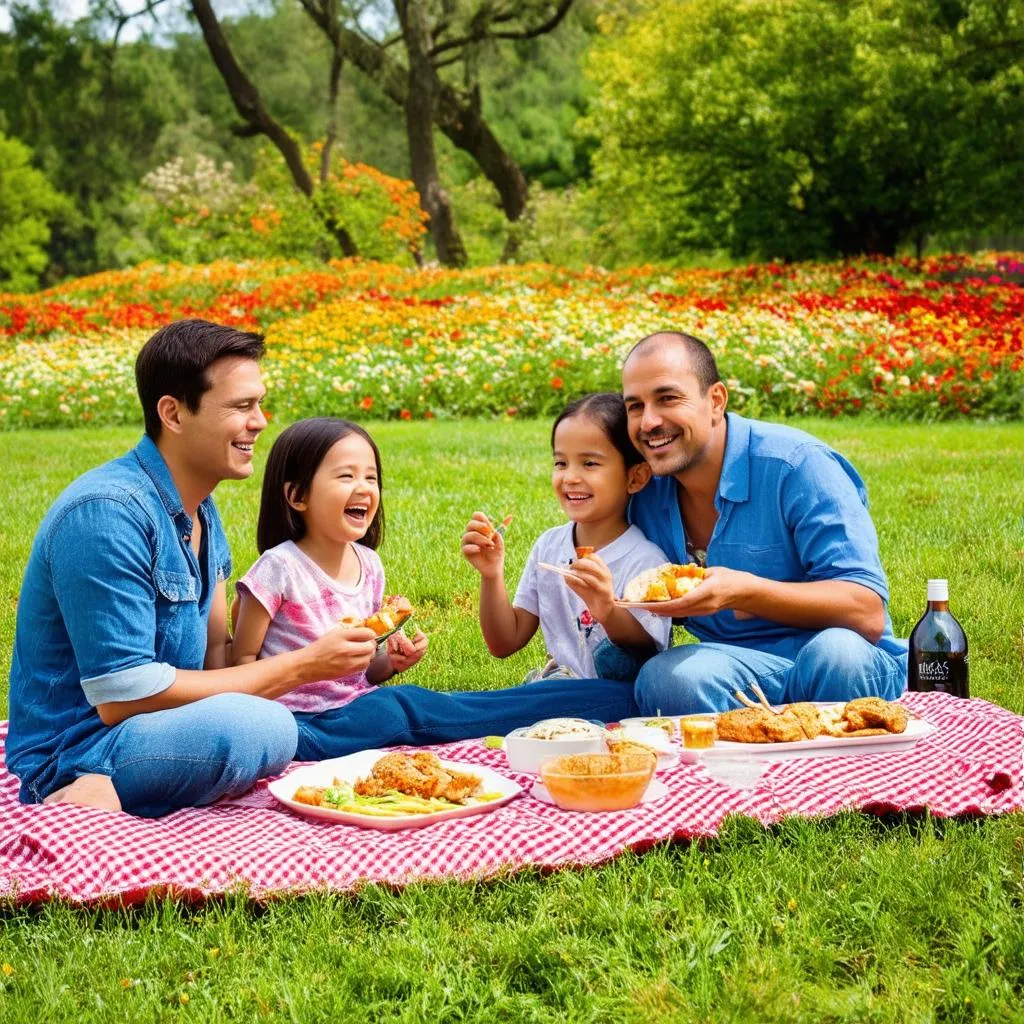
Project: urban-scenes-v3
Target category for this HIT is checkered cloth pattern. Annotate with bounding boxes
[1,691,1021,905]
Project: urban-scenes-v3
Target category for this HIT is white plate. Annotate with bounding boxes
[696,703,937,761]
[268,750,521,831]
[530,778,669,810]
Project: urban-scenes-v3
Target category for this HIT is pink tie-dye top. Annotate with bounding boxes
[236,540,385,713]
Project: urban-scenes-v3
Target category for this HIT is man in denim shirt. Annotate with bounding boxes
[9,320,647,817]
[617,331,907,714]
[7,321,380,816]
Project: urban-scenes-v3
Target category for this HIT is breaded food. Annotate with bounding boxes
[353,752,482,804]
[622,562,705,602]
[786,702,825,740]
[843,697,909,734]
[341,595,413,637]
[716,707,806,743]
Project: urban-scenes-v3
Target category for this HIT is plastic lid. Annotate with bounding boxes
[927,578,949,602]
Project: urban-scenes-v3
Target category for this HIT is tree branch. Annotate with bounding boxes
[428,0,574,58]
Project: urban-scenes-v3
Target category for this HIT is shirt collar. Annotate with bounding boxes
[717,412,751,504]
[132,434,210,524]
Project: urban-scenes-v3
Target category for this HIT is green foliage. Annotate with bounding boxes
[0,131,68,291]
[0,3,190,279]
[582,0,1024,263]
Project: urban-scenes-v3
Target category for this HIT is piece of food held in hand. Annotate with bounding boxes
[716,696,910,744]
[292,753,503,816]
[573,545,595,560]
[339,595,413,638]
[622,562,705,602]
[539,752,656,812]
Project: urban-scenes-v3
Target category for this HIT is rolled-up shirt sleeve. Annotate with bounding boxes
[48,497,176,707]
[781,446,890,602]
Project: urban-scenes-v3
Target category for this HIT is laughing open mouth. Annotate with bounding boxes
[344,505,369,522]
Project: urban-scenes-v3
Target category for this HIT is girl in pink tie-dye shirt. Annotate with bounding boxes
[232,418,427,713]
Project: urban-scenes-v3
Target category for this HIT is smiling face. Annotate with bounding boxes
[622,345,728,477]
[175,356,268,484]
[289,432,381,547]
[552,414,640,526]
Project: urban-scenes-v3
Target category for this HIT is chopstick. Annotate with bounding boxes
[538,562,584,582]
[750,682,781,715]
[733,684,781,715]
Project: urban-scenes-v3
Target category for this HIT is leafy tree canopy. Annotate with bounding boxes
[582,0,1024,262]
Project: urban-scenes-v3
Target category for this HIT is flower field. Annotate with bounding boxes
[1,254,1021,428]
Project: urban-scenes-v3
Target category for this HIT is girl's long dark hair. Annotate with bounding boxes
[550,392,644,467]
[257,417,385,553]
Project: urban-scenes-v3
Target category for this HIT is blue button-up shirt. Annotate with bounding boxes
[628,413,903,660]
[7,436,232,801]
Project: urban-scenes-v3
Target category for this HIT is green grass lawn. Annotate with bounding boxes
[1,419,1023,1022]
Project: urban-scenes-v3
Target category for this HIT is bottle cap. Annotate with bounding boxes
[927,578,949,602]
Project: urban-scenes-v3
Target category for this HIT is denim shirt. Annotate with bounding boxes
[7,435,232,801]
[628,413,904,660]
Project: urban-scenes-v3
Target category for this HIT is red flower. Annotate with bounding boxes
[550,377,564,390]
[424,410,435,419]
[399,409,412,420]
[359,396,373,410]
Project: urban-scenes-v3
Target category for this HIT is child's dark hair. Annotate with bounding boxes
[550,392,644,467]
[257,417,385,553]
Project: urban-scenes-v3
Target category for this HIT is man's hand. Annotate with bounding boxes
[639,565,757,619]
[307,623,378,677]
[384,629,428,674]
[562,554,617,622]
[461,511,505,580]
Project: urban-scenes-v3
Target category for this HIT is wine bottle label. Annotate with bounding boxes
[917,659,952,682]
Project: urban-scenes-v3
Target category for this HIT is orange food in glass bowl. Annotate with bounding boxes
[539,752,655,812]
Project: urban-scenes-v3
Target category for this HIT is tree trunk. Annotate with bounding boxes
[189,0,358,257]
[399,0,467,267]
[335,25,527,227]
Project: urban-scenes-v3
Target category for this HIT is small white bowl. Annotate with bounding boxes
[606,724,679,770]
[504,726,607,774]
[619,715,679,738]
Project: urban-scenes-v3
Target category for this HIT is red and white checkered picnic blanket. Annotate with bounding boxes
[1,692,1021,905]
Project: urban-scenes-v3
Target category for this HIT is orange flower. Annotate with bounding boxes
[360,396,373,410]
[400,409,412,420]
[550,377,564,390]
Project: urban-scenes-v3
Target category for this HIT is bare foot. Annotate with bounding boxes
[43,774,122,813]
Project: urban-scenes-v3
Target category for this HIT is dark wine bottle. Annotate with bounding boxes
[907,579,969,698]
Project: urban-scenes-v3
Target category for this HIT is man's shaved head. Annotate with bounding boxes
[624,331,721,393]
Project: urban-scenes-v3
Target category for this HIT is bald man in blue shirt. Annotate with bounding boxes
[613,331,907,715]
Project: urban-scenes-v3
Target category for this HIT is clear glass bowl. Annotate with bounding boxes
[539,752,655,812]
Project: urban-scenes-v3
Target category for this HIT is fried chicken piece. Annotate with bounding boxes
[353,752,482,803]
[716,707,805,743]
[842,697,908,734]
[786,702,825,740]
[292,785,326,807]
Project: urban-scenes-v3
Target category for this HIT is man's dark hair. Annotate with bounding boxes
[551,392,645,468]
[625,331,722,393]
[135,319,265,439]
[257,417,385,554]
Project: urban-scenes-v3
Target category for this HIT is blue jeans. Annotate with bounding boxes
[633,628,908,716]
[294,678,639,761]
[58,693,298,818]
[46,679,638,817]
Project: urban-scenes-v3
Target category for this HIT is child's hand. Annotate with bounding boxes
[309,624,378,678]
[461,511,504,580]
[563,554,617,622]
[385,629,428,674]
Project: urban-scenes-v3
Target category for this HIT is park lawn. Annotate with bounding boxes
[0,418,1022,1022]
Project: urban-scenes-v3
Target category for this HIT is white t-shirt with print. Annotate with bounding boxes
[513,523,671,678]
